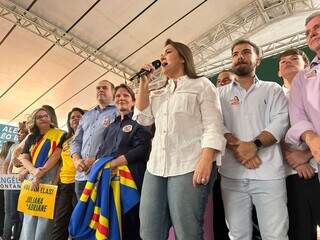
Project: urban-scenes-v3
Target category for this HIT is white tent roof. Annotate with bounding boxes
[0,0,319,128]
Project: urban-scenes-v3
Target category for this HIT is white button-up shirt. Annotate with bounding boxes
[219,78,289,180]
[133,75,226,177]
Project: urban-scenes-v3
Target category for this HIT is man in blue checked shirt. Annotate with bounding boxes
[218,39,289,240]
[70,80,117,200]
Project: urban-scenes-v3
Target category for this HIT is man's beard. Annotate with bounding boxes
[232,63,254,76]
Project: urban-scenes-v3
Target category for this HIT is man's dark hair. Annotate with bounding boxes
[231,39,261,57]
[277,48,310,66]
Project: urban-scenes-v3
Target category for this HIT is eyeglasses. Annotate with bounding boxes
[35,114,49,120]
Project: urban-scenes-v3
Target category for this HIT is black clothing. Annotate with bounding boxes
[286,174,320,240]
[97,113,151,191]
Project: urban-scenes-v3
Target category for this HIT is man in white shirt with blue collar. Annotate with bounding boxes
[218,39,289,240]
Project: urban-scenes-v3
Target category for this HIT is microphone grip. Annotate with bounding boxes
[129,60,161,81]
[129,69,151,81]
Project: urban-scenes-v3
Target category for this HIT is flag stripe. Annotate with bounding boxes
[119,169,133,180]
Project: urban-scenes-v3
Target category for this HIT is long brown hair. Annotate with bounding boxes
[165,39,200,79]
[66,107,85,139]
[27,107,54,139]
[41,105,58,127]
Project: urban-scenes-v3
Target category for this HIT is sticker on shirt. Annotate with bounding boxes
[230,96,240,106]
[305,68,318,80]
[122,125,133,133]
[102,117,113,128]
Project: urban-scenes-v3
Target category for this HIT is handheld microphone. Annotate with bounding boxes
[129,60,161,81]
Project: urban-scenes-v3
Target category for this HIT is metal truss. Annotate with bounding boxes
[197,30,308,76]
[127,68,167,92]
[190,0,320,71]
[0,0,135,80]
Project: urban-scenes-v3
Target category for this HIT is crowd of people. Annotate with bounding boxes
[0,10,319,240]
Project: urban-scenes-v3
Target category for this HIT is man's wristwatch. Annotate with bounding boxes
[253,139,263,150]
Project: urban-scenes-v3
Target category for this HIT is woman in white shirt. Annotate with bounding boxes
[134,39,226,240]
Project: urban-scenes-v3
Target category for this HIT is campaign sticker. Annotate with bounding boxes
[230,96,240,106]
[305,69,318,80]
[103,117,111,128]
[122,125,133,133]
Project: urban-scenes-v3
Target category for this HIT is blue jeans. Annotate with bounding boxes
[140,168,216,240]
[221,177,289,240]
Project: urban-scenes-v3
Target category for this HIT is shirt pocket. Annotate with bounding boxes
[222,97,241,121]
[81,115,91,131]
[172,92,198,115]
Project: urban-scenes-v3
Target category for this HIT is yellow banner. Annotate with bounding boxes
[17,180,58,219]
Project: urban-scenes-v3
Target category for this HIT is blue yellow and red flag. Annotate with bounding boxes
[30,128,65,167]
[69,156,140,240]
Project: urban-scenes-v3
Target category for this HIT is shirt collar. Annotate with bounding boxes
[282,85,290,95]
[231,75,260,89]
[168,75,188,92]
[310,56,320,68]
[115,111,133,121]
[94,102,115,111]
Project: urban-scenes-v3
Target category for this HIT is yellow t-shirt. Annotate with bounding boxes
[60,137,76,184]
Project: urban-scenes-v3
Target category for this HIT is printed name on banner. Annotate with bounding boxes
[18,180,58,219]
[0,174,21,190]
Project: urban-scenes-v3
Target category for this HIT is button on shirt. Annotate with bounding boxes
[219,78,289,180]
[282,85,290,97]
[133,75,226,177]
[70,104,117,181]
[286,57,320,145]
